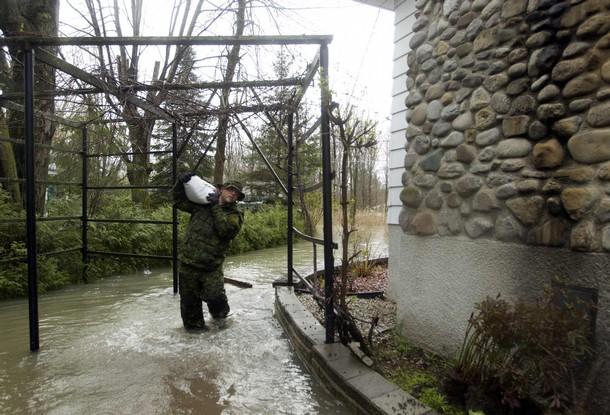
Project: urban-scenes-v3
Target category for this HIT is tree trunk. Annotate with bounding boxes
[0,114,21,202]
[0,0,59,213]
[33,96,56,212]
[294,141,315,236]
[83,0,205,202]
[340,146,350,310]
[123,108,154,206]
[367,158,373,208]
[350,149,358,225]
[213,0,246,184]
[0,49,17,201]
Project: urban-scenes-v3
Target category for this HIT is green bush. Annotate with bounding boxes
[228,203,296,255]
[0,241,76,299]
[0,191,85,298]
[0,190,294,299]
[454,291,593,411]
[379,332,466,415]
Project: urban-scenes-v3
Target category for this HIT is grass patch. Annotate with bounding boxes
[373,331,467,415]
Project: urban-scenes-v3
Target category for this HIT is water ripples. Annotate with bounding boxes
[0,235,392,414]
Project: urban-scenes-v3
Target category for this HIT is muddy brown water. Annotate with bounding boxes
[1,227,388,414]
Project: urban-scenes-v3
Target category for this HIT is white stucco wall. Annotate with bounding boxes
[387,0,415,225]
[388,226,610,354]
[387,225,610,407]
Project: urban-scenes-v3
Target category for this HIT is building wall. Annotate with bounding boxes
[386,0,610,409]
[388,0,417,224]
[388,226,610,365]
[354,0,395,10]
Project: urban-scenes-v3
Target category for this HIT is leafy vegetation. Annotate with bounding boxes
[349,232,381,280]
[367,280,594,415]
[449,291,593,413]
[227,203,298,255]
[0,189,297,299]
[373,331,466,415]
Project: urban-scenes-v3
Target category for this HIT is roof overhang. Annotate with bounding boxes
[352,0,394,11]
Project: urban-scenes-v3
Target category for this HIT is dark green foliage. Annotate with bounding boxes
[0,189,294,299]
[227,203,298,255]
[453,291,593,412]
[374,331,466,415]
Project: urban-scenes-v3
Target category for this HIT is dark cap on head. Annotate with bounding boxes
[221,181,245,201]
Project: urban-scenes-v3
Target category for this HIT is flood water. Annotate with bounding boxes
[0,226,387,414]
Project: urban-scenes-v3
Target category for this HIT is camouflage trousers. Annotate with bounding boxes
[179,263,230,330]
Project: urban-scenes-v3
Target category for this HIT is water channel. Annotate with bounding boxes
[1,226,387,414]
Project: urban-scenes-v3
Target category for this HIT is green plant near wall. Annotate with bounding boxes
[391,369,466,415]
[373,330,467,415]
[452,290,593,412]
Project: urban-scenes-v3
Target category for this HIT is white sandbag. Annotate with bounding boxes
[184,175,217,204]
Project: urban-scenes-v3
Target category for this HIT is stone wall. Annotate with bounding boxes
[388,227,610,411]
[401,0,610,252]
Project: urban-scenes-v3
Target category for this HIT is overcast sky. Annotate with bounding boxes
[279,1,394,124]
[279,1,394,172]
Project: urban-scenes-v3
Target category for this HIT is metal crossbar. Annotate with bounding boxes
[86,150,172,157]
[292,227,338,249]
[88,251,172,260]
[0,78,305,100]
[86,185,172,190]
[34,142,82,154]
[0,136,81,154]
[0,247,82,264]
[87,219,173,225]
[0,177,82,186]
[0,216,82,223]
[0,35,333,47]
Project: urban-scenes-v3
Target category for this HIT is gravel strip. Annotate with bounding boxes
[296,266,397,348]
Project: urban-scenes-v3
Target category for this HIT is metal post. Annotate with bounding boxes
[320,43,335,343]
[286,113,294,286]
[172,123,179,294]
[24,48,39,352]
[81,127,89,281]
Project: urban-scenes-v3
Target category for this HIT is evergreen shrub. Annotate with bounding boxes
[450,291,593,412]
[0,190,293,299]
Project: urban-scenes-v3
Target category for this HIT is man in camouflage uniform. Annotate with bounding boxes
[173,175,245,330]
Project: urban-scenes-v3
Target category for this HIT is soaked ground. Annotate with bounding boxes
[0,226,387,415]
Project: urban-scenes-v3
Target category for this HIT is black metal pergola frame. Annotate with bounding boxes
[0,35,336,351]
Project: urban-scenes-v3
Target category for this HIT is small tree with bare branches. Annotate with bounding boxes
[329,103,376,309]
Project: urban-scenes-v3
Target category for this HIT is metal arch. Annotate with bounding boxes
[4,34,336,351]
[0,35,333,47]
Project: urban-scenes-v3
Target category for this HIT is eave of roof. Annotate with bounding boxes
[352,0,394,11]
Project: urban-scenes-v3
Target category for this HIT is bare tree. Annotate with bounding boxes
[364,145,378,207]
[352,143,380,209]
[329,103,376,310]
[82,0,207,205]
[213,0,246,184]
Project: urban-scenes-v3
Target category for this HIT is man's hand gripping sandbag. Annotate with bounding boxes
[180,173,219,205]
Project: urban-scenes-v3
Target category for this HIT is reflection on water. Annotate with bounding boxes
[0,226,387,414]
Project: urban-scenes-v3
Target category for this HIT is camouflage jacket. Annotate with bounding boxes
[173,182,244,270]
